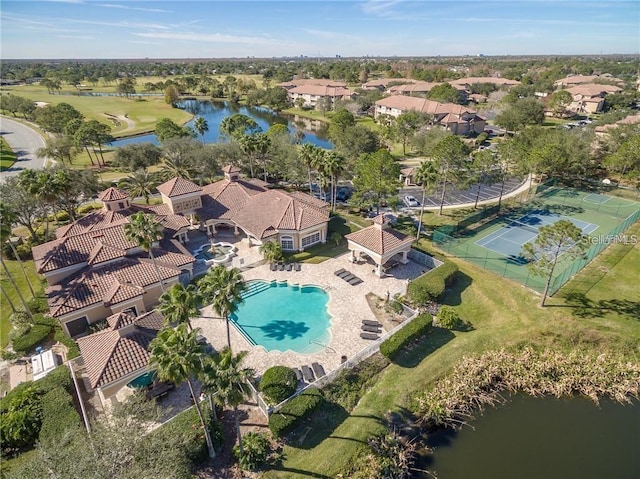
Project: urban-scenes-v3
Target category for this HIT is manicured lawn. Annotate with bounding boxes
[0,259,44,348]
[1,85,191,137]
[263,224,640,478]
[0,137,17,171]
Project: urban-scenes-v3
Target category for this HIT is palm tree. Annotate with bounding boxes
[0,255,32,319]
[194,117,209,144]
[124,212,165,293]
[18,169,61,241]
[148,324,216,458]
[0,203,36,298]
[414,160,438,240]
[200,348,254,457]
[156,283,200,331]
[259,240,282,263]
[237,134,257,178]
[323,151,344,212]
[159,156,196,181]
[298,143,319,194]
[199,265,246,349]
[120,169,158,204]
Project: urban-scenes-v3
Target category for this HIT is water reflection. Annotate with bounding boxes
[110,100,332,148]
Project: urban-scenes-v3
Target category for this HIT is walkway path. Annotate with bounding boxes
[0,116,48,181]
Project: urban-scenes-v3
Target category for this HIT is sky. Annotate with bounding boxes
[1,0,639,59]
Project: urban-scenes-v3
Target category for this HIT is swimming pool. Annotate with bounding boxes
[230,280,332,354]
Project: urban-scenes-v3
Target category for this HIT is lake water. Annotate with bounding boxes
[422,394,640,479]
[110,100,332,148]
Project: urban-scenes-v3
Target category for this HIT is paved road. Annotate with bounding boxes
[0,116,47,182]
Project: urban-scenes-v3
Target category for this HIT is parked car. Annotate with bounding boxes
[336,187,352,201]
[403,195,420,207]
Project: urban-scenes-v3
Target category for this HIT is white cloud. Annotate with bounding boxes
[134,31,276,45]
[97,3,172,13]
[360,0,405,17]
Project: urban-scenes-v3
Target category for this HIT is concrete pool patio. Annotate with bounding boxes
[192,244,426,378]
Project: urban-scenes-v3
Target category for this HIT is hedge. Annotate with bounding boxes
[407,261,458,306]
[379,313,433,360]
[259,366,298,405]
[38,387,82,443]
[268,387,323,438]
[11,323,52,354]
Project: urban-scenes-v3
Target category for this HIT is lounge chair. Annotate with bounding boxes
[311,362,326,378]
[278,262,286,271]
[361,324,382,333]
[362,320,381,327]
[293,368,303,382]
[270,262,278,271]
[360,332,379,340]
[334,268,347,277]
[342,273,356,282]
[294,262,301,272]
[347,277,363,286]
[286,262,294,271]
[301,365,315,383]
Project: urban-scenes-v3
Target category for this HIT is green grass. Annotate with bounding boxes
[0,259,44,348]
[1,85,191,137]
[0,137,17,171]
[262,227,640,478]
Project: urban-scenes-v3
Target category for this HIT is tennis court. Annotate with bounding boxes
[433,184,640,295]
[475,210,599,262]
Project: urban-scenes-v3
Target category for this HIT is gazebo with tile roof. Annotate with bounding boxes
[345,215,414,277]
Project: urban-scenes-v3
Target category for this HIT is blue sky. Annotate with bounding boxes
[1,1,638,59]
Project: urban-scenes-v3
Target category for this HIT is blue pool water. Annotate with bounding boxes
[230,280,331,354]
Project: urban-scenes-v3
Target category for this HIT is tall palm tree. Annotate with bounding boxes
[237,134,257,178]
[1,285,17,314]
[0,255,32,318]
[120,169,158,204]
[18,169,61,241]
[156,283,199,331]
[298,143,319,194]
[194,117,209,144]
[414,161,438,240]
[124,212,165,293]
[148,324,216,458]
[160,156,196,181]
[0,203,36,298]
[323,151,344,212]
[200,347,254,457]
[254,133,271,182]
[199,265,246,349]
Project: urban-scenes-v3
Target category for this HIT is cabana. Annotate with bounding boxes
[345,215,414,277]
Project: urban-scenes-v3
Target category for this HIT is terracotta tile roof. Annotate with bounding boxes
[288,85,354,97]
[77,310,163,388]
[37,207,191,274]
[362,78,416,89]
[221,165,241,174]
[46,259,182,318]
[198,178,267,221]
[98,187,129,202]
[554,74,623,86]
[106,311,137,330]
[147,248,194,268]
[566,83,622,97]
[346,223,414,256]
[278,79,347,88]
[156,177,202,198]
[389,81,441,94]
[231,189,329,239]
[375,96,480,124]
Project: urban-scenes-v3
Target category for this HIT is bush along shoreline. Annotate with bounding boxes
[415,346,640,430]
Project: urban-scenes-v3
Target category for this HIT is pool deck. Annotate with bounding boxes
[192,242,426,379]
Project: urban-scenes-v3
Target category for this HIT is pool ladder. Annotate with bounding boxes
[309,339,336,353]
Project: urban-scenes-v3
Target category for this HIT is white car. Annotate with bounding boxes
[403,195,420,207]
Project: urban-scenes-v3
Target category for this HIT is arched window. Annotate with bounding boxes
[280,236,294,251]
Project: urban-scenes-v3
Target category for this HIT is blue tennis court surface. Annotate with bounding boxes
[476,211,599,262]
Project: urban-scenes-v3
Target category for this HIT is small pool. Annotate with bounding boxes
[230,280,332,354]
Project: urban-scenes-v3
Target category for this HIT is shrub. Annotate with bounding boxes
[260,366,298,404]
[436,306,463,330]
[12,323,52,354]
[10,310,31,328]
[0,384,43,451]
[27,296,49,314]
[407,261,458,306]
[155,406,207,462]
[15,242,33,260]
[53,324,80,359]
[55,211,70,222]
[268,387,323,438]
[234,431,270,471]
[77,203,100,215]
[385,299,404,315]
[379,313,433,360]
[38,387,82,443]
[475,132,489,145]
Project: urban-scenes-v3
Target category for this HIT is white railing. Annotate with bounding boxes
[269,304,419,415]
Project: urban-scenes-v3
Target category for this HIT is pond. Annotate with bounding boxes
[110,100,332,148]
[421,394,640,479]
